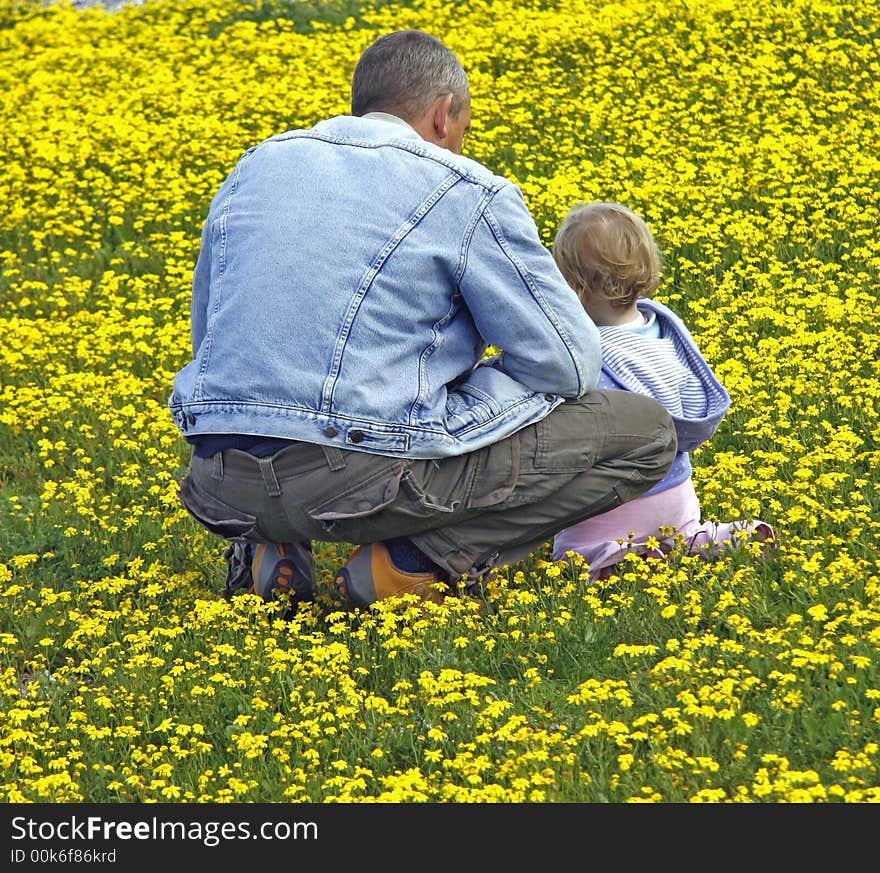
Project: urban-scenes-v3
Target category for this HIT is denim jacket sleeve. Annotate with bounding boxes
[459,183,601,398]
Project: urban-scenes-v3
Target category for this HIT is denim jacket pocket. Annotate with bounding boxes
[178,476,262,542]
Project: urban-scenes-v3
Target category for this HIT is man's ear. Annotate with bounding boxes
[432,93,454,141]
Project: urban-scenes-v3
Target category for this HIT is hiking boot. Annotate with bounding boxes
[222,540,316,614]
[333,541,448,607]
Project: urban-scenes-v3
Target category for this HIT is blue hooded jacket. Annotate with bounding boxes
[595,298,730,495]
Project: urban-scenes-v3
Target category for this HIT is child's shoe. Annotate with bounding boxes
[750,522,777,559]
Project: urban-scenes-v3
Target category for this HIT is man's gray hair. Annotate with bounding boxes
[351,30,469,120]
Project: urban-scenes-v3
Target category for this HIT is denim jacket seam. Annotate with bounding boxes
[324,173,465,417]
[456,186,495,286]
[408,186,494,427]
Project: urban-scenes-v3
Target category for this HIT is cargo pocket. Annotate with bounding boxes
[178,475,262,542]
[466,433,520,509]
[306,460,406,535]
[533,397,603,472]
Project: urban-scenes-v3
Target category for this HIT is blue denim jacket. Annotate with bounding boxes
[169,114,601,458]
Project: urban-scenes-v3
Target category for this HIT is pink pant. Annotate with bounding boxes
[552,479,774,579]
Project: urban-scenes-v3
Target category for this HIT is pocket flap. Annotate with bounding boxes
[308,461,406,521]
[178,476,260,541]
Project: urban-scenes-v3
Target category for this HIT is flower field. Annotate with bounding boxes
[0,0,878,803]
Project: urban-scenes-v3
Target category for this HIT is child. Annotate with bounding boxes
[550,201,774,578]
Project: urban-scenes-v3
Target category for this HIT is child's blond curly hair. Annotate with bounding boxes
[552,201,662,308]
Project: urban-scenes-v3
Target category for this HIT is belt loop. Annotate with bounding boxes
[258,457,282,497]
[322,444,346,472]
[211,452,224,481]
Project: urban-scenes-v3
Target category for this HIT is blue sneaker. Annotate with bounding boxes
[222,541,316,615]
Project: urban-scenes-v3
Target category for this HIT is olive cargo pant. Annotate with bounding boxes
[178,390,676,579]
